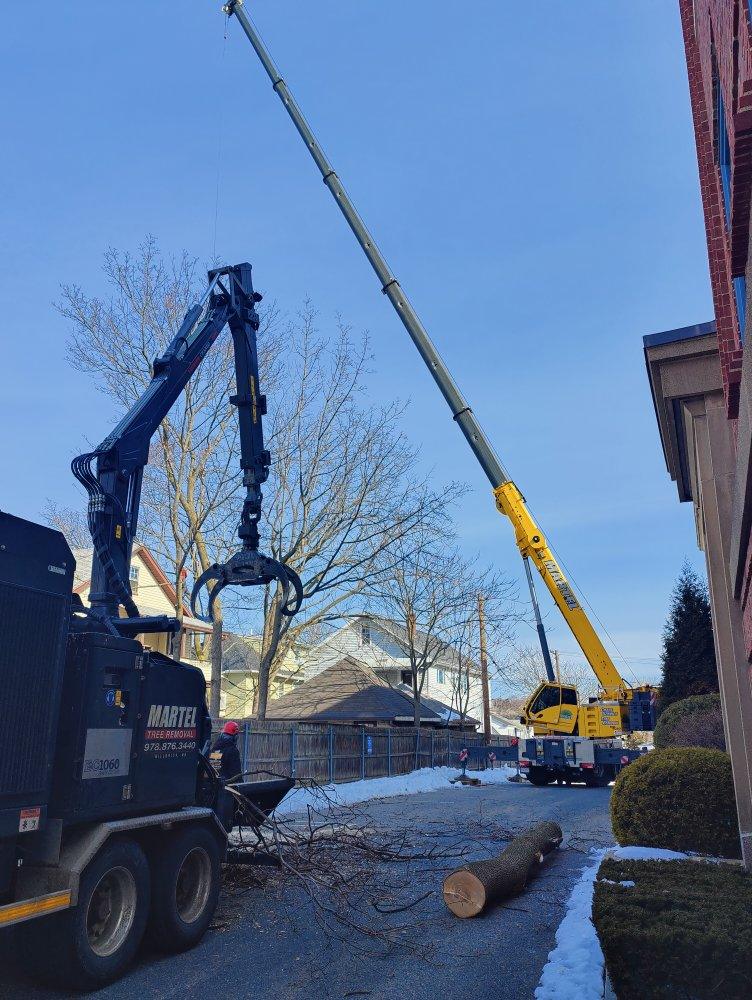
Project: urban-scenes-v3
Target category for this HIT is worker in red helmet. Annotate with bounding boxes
[209,720,242,783]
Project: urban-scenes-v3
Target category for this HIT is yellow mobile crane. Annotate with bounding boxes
[221,2,657,781]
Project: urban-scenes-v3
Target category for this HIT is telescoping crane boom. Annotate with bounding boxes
[222,0,656,741]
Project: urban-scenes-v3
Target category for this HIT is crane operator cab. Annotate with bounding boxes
[522,682,579,735]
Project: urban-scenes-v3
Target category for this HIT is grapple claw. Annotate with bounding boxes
[190,548,303,623]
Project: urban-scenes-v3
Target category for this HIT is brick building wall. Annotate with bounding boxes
[678,0,752,416]
[679,0,752,653]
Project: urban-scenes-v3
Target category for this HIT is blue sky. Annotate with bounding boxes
[0,2,712,683]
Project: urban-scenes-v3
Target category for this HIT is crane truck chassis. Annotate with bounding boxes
[0,263,301,990]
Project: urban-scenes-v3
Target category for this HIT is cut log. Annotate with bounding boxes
[442,820,563,918]
[449,774,482,786]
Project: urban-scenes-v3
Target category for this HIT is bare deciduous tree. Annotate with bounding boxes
[237,307,460,719]
[368,529,518,729]
[44,501,91,550]
[55,241,460,725]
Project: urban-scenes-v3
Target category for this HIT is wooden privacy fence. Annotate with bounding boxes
[213,720,515,784]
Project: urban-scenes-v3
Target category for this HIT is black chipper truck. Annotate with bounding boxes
[0,264,302,990]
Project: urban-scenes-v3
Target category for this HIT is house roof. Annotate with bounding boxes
[265,656,445,724]
[222,635,261,673]
[395,683,479,727]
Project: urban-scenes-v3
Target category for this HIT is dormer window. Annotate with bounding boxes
[129,565,140,594]
[361,624,371,645]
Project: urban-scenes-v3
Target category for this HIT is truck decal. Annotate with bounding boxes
[82,728,133,780]
[146,704,198,729]
[144,704,199,759]
[542,560,580,610]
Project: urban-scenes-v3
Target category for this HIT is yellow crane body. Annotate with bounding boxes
[494,481,656,737]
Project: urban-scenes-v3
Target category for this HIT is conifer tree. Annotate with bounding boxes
[659,563,718,710]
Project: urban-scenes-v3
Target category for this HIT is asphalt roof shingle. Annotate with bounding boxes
[265,656,444,724]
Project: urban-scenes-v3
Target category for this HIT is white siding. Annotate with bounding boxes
[301,618,483,722]
[128,551,175,616]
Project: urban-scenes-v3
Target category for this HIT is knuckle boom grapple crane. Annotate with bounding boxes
[0,262,301,989]
[222,0,657,787]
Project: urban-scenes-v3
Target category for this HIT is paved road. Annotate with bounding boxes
[0,780,613,1000]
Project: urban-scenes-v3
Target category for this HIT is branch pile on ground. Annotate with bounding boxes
[226,782,478,957]
[442,820,563,918]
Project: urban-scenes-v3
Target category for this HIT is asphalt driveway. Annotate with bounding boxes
[0,779,614,1000]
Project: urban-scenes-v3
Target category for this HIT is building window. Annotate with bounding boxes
[129,565,139,594]
[714,62,745,341]
[716,80,732,226]
[436,668,445,684]
[401,670,412,686]
[361,624,371,646]
[734,276,747,340]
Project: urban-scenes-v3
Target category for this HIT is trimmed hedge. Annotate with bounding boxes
[593,858,752,1000]
[611,747,740,859]
[654,693,725,750]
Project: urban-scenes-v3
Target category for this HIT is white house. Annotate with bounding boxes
[301,615,485,723]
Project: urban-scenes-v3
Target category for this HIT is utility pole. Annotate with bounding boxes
[553,649,560,683]
[478,594,491,745]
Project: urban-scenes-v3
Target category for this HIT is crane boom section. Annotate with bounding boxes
[494,482,626,696]
[224,0,628,700]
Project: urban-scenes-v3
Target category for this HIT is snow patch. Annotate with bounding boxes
[608,845,690,862]
[275,765,516,816]
[535,843,697,1000]
[535,849,607,1000]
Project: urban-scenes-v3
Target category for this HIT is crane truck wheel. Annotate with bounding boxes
[145,825,222,953]
[584,765,612,788]
[18,836,150,991]
[527,767,554,786]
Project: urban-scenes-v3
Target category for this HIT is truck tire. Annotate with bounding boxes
[19,836,150,991]
[146,825,221,953]
[584,765,611,788]
[527,767,554,786]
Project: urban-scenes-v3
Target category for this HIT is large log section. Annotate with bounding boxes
[442,821,563,918]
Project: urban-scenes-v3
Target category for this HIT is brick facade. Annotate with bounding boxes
[678,0,750,416]
[680,0,752,654]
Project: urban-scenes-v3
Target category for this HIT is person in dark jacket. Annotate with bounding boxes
[210,721,242,782]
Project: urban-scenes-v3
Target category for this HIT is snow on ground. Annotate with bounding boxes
[535,844,693,1000]
[535,848,608,1000]
[275,765,518,816]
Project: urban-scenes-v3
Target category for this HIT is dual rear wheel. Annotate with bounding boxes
[19,825,221,991]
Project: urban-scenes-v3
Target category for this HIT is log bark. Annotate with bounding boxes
[442,820,563,918]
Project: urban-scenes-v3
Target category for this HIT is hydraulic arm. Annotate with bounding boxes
[73,261,302,636]
[222,1,632,703]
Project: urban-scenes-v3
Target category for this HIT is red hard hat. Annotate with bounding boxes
[223,721,239,735]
